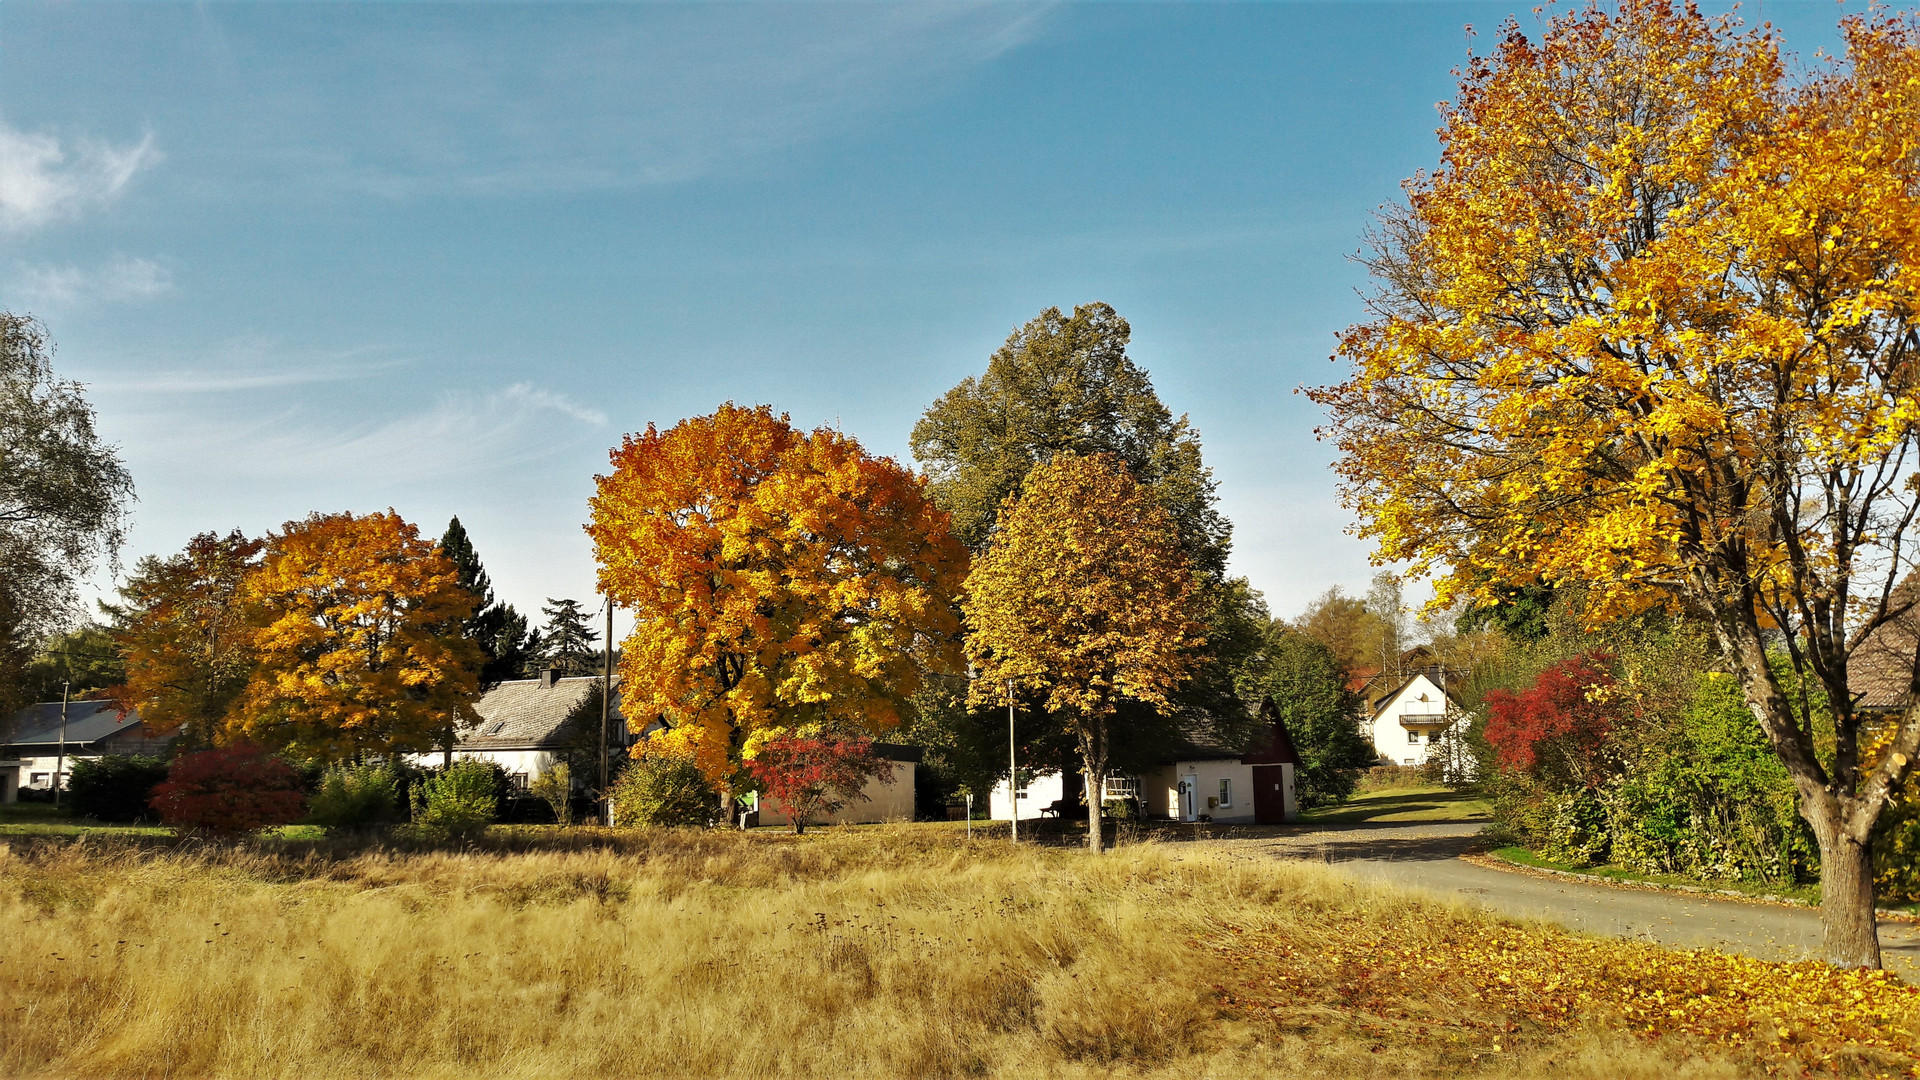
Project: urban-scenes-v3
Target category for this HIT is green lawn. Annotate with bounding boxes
[0,804,326,840]
[1298,784,1492,825]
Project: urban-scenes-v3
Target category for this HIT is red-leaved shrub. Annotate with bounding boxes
[1484,652,1621,783]
[746,734,893,834]
[149,745,307,834]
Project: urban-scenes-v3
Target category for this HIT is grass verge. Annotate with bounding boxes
[2,825,1915,1078]
[1489,845,1826,907]
[1299,783,1493,825]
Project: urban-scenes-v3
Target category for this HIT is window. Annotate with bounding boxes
[510,772,529,792]
[1408,730,1420,744]
[1103,776,1138,800]
[30,772,46,786]
[1217,779,1232,808]
[1404,758,1417,766]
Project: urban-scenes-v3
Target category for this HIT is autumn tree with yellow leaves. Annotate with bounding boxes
[588,404,968,813]
[965,453,1203,852]
[226,511,483,759]
[1313,2,1920,967]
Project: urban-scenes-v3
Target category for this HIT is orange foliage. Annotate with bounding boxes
[228,511,482,759]
[588,404,967,789]
[111,530,265,739]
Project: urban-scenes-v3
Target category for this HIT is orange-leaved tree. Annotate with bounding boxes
[588,403,968,810]
[229,510,483,759]
[964,453,1203,851]
[109,530,265,744]
[1310,2,1920,967]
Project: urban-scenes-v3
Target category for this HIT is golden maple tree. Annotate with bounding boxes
[964,452,1203,851]
[110,530,265,742]
[228,510,483,759]
[1311,1,1920,967]
[588,404,968,802]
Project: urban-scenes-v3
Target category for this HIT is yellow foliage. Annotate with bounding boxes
[964,452,1203,722]
[588,404,968,790]
[227,510,483,758]
[1315,4,1920,622]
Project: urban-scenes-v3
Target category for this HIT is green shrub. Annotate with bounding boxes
[1875,790,1920,904]
[306,762,402,830]
[410,758,500,840]
[529,763,573,826]
[66,754,170,822]
[1101,797,1138,821]
[611,753,715,827]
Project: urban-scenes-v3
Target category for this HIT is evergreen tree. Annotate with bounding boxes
[539,598,599,676]
[438,517,538,689]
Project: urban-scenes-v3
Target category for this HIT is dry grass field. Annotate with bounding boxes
[3,825,1915,1079]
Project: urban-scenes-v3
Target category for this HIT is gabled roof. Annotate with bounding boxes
[1851,575,1920,713]
[457,676,625,750]
[1368,673,1441,716]
[4,701,157,752]
[1241,698,1302,766]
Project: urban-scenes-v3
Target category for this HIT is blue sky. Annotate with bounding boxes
[0,1,1859,629]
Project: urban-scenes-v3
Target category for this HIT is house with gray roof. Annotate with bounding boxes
[404,669,633,791]
[2,701,175,803]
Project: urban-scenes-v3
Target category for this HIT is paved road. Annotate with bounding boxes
[1235,822,1920,978]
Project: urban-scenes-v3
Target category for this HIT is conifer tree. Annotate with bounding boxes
[439,517,537,688]
[539,598,599,676]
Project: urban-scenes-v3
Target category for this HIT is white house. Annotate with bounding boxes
[1358,648,1457,767]
[404,671,630,789]
[1,701,177,802]
[989,699,1301,825]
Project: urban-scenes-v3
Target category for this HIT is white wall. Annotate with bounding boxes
[1170,760,1257,824]
[402,749,563,790]
[988,771,1065,821]
[1369,673,1450,767]
[1005,761,1275,824]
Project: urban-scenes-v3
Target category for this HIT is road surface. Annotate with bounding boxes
[1235,821,1920,978]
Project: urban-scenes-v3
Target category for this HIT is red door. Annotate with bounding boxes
[1252,765,1287,824]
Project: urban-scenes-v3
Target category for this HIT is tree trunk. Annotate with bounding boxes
[1705,600,1895,969]
[1081,722,1108,854]
[1810,814,1882,969]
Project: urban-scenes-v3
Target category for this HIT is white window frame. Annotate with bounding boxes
[1408,729,1420,744]
[1216,778,1232,808]
[1103,775,1138,800]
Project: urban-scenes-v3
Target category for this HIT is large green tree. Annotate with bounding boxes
[1258,626,1377,808]
[20,622,124,705]
[0,314,134,722]
[912,302,1227,578]
[912,303,1266,776]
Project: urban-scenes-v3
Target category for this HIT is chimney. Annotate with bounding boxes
[539,667,561,689]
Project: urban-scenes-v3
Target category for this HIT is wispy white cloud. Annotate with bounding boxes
[12,254,174,307]
[163,3,1050,196]
[144,382,610,488]
[0,120,160,230]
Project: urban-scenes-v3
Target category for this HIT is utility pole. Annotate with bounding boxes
[600,600,613,825]
[1008,680,1016,844]
[55,679,70,808]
